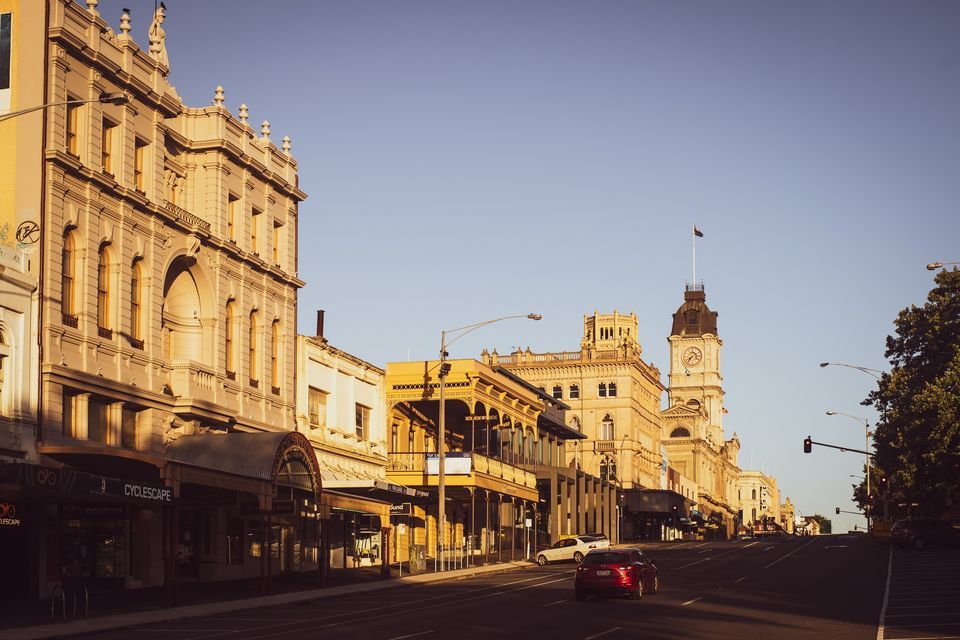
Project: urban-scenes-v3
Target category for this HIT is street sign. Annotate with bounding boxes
[390,502,412,516]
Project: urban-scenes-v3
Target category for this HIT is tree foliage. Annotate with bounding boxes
[865,268,960,519]
[809,514,832,534]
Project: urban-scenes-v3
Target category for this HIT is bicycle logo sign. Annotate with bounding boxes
[34,467,59,487]
[0,502,20,527]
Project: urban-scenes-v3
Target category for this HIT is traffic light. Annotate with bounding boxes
[835,507,840,515]
[803,437,812,453]
[438,362,452,378]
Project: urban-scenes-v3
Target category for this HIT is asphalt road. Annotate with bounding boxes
[90,535,906,640]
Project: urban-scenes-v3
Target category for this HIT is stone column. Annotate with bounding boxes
[107,401,123,447]
[73,393,90,440]
[577,473,586,534]
[549,472,559,544]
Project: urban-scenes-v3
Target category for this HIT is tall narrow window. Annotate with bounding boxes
[227,196,238,242]
[248,310,258,386]
[66,99,80,156]
[355,404,370,439]
[598,382,607,398]
[250,208,261,254]
[308,387,327,428]
[600,415,614,440]
[391,424,399,453]
[97,247,112,337]
[569,384,579,399]
[552,385,562,399]
[608,382,617,397]
[272,220,282,264]
[101,119,116,175]
[61,231,77,323]
[270,320,280,393]
[225,302,236,378]
[134,139,147,191]
[130,259,143,348]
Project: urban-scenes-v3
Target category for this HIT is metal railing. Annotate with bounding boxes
[386,452,536,489]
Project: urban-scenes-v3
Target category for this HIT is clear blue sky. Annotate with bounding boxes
[104,0,960,533]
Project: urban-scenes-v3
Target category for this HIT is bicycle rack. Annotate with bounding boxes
[50,583,65,621]
[72,583,89,618]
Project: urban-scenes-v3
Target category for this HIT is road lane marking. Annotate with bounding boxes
[877,545,893,640]
[542,599,566,607]
[682,597,702,606]
[388,632,435,640]
[763,536,819,569]
[735,577,747,583]
[585,627,622,639]
[764,546,775,551]
[676,557,711,569]
[699,549,712,554]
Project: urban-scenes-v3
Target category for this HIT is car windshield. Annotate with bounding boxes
[583,552,629,565]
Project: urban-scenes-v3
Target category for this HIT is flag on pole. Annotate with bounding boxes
[694,226,704,237]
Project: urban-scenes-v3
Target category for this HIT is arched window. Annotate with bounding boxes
[600,457,617,483]
[686,399,700,410]
[570,415,581,431]
[248,310,259,386]
[552,385,562,399]
[569,384,579,399]
[130,259,143,348]
[271,320,281,392]
[599,415,614,440]
[608,382,617,397]
[225,302,236,377]
[97,246,113,335]
[61,231,77,322]
[752,489,757,500]
[670,427,691,438]
[598,382,607,398]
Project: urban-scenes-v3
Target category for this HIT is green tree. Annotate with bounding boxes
[809,514,832,534]
[865,267,960,519]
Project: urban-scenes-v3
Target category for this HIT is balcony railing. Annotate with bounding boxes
[163,200,211,233]
[594,440,616,452]
[169,361,217,404]
[386,452,536,489]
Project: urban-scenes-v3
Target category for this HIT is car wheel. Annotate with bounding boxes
[576,590,587,602]
[629,579,644,600]
[650,574,660,594]
[913,537,926,550]
[573,551,584,563]
[537,554,548,566]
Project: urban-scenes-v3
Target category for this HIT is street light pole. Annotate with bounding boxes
[436,313,541,571]
[826,411,872,533]
[926,261,960,271]
[0,92,129,123]
[819,362,883,380]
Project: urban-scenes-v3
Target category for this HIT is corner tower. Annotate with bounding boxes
[666,285,724,446]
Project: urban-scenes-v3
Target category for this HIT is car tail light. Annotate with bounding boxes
[577,566,589,572]
[589,544,596,549]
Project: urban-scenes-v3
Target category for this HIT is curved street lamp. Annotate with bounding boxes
[826,410,872,533]
[926,261,960,271]
[436,313,541,570]
[0,92,129,123]
[819,362,883,380]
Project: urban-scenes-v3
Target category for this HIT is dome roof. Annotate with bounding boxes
[670,286,718,337]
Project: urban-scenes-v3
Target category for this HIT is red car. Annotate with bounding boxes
[575,548,659,600]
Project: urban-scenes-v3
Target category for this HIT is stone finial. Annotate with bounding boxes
[260,120,271,141]
[86,0,98,14]
[119,8,131,35]
[238,103,249,123]
[281,136,291,154]
[213,86,225,106]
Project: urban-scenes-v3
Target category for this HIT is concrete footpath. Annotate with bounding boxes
[5,561,534,640]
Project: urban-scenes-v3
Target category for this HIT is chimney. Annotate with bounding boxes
[316,309,325,339]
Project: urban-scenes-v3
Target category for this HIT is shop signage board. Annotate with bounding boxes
[0,502,21,527]
[425,453,472,475]
[390,502,412,516]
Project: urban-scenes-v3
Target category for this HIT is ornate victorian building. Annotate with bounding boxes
[661,286,741,538]
[1,0,318,602]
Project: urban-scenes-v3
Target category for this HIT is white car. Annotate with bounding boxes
[536,535,610,566]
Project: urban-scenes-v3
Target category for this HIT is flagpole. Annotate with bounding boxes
[692,221,697,286]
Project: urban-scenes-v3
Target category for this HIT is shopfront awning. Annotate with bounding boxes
[623,488,694,515]
[317,457,428,502]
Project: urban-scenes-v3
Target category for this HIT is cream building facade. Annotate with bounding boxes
[661,286,741,538]
[1,0,319,602]
[737,470,780,532]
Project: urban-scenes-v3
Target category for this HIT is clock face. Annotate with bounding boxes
[682,347,703,366]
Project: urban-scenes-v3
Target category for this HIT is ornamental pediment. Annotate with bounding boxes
[661,405,699,419]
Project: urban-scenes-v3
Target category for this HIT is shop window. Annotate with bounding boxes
[608,382,617,397]
[227,519,244,565]
[569,384,579,399]
[356,403,370,439]
[247,527,262,558]
[308,387,327,428]
[552,385,562,399]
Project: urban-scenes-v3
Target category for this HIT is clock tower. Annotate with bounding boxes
[666,285,724,446]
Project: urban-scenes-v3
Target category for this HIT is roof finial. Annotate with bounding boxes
[281,136,291,154]
[260,120,271,141]
[213,86,225,107]
[86,0,99,15]
[238,103,249,124]
[119,8,132,35]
